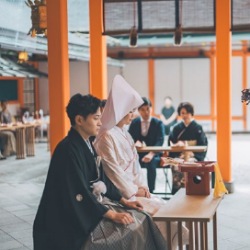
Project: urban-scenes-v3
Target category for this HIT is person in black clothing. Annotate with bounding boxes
[160,96,178,135]
[168,102,208,194]
[33,93,166,250]
[129,97,165,193]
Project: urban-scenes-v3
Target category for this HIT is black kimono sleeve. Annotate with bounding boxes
[61,151,109,235]
[33,145,109,250]
[193,126,208,161]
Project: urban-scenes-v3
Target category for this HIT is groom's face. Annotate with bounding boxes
[76,108,102,137]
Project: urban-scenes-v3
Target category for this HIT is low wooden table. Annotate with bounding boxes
[0,124,35,159]
[136,146,208,197]
[153,188,223,250]
[137,145,207,154]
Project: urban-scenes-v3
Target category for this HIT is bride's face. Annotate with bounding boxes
[117,110,135,127]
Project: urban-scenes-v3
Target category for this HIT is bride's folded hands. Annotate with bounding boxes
[136,187,151,198]
[120,197,144,211]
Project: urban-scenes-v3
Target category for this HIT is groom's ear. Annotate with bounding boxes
[75,114,84,125]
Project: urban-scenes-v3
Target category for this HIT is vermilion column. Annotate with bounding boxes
[216,0,233,192]
[89,0,107,99]
[47,0,70,153]
[148,59,155,113]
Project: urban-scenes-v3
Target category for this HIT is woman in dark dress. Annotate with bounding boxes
[168,102,208,194]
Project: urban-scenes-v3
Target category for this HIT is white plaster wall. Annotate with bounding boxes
[155,58,210,115]
[232,57,242,117]
[107,65,122,94]
[122,60,148,97]
[69,61,89,96]
[247,58,250,131]
[38,61,90,115]
[38,62,49,115]
[155,59,181,114]
[182,59,210,115]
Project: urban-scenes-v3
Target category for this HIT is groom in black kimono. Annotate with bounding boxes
[33,94,166,250]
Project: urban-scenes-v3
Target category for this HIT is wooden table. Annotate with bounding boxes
[136,145,207,153]
[0,124,35,159]
[153,188,223,250]
[136,146,208,197]
[137,145,207,162]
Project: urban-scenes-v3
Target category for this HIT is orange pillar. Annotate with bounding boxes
[216,0,233,192]
[47,0,70,153]
[148,59,155,112]
[89,0,107,99]
[209,44,216,132]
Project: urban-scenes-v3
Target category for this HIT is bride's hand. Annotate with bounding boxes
[136,187,151,198]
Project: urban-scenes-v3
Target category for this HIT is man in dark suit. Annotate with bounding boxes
[129,97,165,193]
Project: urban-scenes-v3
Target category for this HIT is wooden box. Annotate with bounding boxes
[179,161,215,195]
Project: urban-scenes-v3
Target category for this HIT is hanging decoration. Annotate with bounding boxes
[173,0,183,46]
[18,51,29,64]
[129,0,138,47]
[26,0,47,37]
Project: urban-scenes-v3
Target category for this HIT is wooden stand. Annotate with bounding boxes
[180,162,215,195]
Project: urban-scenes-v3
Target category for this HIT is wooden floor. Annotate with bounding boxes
[0,134,249,250]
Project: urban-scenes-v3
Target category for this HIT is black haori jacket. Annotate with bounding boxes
[33,128,121,250]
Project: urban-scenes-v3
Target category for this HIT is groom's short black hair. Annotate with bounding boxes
[66,94,101,125]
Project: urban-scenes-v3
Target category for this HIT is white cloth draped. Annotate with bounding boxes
[95,126,147,199]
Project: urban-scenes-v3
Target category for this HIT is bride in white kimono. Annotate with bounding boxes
[94,75,189,249]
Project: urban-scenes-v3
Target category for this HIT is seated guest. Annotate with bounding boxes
[94,75,188,248]
[0,138,6,160]
[168,102,208,194]
[0,100,16,157]
[128,97,165,194]
[0,100,12,124]
[33,93,166,250]
[160,96,178,135]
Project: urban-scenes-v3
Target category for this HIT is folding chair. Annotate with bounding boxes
[153,165,173,200]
